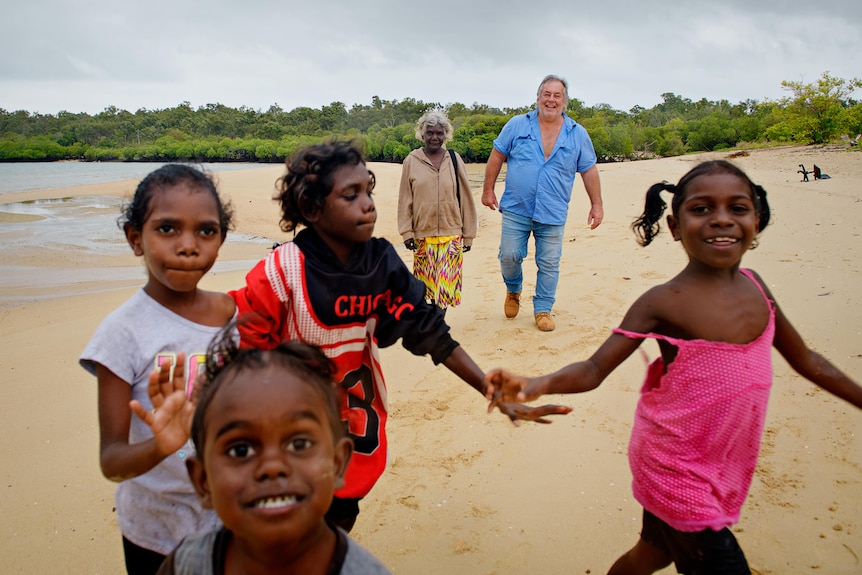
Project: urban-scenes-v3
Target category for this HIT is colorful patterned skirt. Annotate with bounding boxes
[413,235,463,309]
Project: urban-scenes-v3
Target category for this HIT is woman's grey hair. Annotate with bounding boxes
[415,110,454,142]
[537,74,569,102]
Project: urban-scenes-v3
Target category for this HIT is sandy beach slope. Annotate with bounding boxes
[1,146,860,574]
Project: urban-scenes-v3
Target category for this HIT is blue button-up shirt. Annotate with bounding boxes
[494,110,597,225]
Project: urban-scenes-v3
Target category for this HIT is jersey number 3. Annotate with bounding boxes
[341,365,381,456]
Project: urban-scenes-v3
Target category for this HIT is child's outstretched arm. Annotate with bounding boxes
[485,290,661,407]
[444,346,573,425]
[485,358,603,404]
[764,279,862,409]
[485,332,646,407]
[99,353,194,482]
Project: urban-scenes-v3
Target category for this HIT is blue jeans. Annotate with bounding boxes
[498,211,565,314]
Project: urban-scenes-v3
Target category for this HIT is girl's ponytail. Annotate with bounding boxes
[754,185,770,231]
[632,182,676,246]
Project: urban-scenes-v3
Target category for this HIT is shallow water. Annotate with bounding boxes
[0,194,271,308]
[0,163,278,307]
[0,196,131,254]
[0,161,262,195]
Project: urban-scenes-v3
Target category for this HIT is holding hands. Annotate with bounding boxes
[130,352,196,458]
[494,400,571,425]
[485,369,570,425]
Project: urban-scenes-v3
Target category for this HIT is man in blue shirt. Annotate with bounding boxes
[481,74,603,332]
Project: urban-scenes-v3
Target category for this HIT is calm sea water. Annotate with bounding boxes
[0,162,272,307]
[0,161,263,195]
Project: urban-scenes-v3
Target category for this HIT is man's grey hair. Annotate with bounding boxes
[537,75,569,102]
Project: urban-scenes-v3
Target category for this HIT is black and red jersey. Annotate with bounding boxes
[230,229,458,498]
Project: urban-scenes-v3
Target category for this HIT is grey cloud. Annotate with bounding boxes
[1,0,859,114]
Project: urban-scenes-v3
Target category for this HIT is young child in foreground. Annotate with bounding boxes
[485,160,862,574]
[80,165,237,574]
[230,141,568,531]
[156,339,392,575]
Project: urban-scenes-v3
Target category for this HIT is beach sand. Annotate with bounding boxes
[1,146,860,574]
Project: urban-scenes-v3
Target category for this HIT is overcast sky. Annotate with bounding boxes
[2,1,860,116]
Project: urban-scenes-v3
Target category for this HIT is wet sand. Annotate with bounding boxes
[1,147,860,574]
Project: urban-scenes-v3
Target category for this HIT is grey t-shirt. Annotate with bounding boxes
[161,526,393,575]
[80,289,229,555]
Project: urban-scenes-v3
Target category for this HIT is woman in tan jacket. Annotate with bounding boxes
[398,111,478,312]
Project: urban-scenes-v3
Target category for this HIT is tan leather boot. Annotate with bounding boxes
[535,312,555,332]
[504,292,520,318]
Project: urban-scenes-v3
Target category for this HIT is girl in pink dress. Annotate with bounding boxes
[484,160,862,574]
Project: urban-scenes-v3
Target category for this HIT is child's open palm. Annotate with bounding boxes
[130,352,195,458]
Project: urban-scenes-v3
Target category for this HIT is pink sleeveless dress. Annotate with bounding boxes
[613,269,775,532]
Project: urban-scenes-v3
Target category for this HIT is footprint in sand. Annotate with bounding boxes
[470,503,497,518]
[397,495,420,510]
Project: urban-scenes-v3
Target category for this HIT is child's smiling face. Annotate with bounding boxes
[306,162,376,264]
[188,365,351,552]
[667,172,759,269]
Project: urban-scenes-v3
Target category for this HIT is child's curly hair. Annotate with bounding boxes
[191,323,344,459]
[275,140,375,233]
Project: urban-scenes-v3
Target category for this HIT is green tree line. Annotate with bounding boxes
[1,72,860,163]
